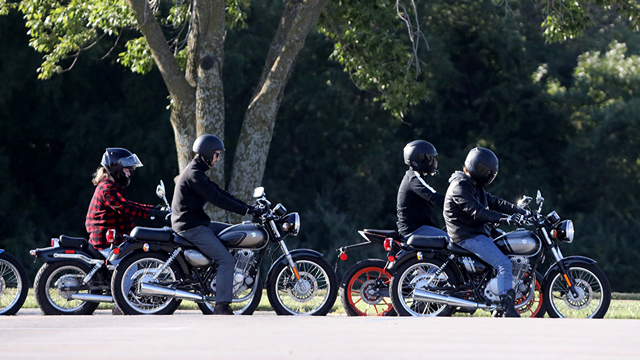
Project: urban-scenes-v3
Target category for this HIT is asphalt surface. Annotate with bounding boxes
[1,308,639,359]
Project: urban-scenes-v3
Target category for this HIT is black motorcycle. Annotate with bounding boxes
[0,250,29,315]
[388,191,588,317]
[109,184,338,315]
[336,229,404,316]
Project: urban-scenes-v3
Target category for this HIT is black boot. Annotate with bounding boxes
[500,290,521,318]
[212,301,234,315]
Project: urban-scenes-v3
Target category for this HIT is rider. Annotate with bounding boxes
[443,147,527,317]
[86,148,169,250]
[396,140,449,240]
[171,134,263,315]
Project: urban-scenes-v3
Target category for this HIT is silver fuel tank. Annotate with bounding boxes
[494,230,541,257]
[218,223,268,249]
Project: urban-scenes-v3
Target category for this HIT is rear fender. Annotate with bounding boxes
[109,241,189,275]
[33,247,97,264]
[387,249,464,283]
[543,256,597,280]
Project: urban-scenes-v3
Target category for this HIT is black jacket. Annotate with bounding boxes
[444,171,524,243]
[396,169,445,237]
[171,156,249,232]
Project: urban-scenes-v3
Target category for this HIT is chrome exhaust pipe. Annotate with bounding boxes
[413,289,494,310]
[70,294,114,303]
[139,283,205,302]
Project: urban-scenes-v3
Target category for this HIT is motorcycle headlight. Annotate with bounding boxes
[552,220,574,243]
[280,212,300,236]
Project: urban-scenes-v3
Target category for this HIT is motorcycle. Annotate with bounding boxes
[0,250,29,315]
[336,229,404,316]
[388,191,581,318]
[109,184,339,315]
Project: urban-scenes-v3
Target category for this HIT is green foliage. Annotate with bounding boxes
[119,37,154,74]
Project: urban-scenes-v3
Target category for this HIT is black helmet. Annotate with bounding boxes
[464,147,499,188]
[101,148,143,187]
[404,140,438,176]
[193,134,225,165]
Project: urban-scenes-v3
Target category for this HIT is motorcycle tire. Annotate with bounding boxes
[266,254,338,315]
[0,252,29,315]
[198,276,264,315]
[542,262,611,318]
[389,257,458,317]
[515,270,546,318]
[111,251,183,315]
[33,261,102,315]
[339,259,396,316]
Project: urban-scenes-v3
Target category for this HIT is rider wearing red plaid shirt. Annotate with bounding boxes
[85,148,168,249]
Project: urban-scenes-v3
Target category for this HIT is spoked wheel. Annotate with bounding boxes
[33,261,101,315]
[0,252,29,315]
[515,271,546,318]
[543,263,611,318]
[198,276,263,315]
[267,255,338,315]
[339,259,395,316]
[111,251,182,315]
[390,258,458,317]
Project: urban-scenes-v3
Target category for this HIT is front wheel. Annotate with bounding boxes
[266,254,338,315]
[389,257,458,317]
[339,259,395,316]
[543,263,611,318]
[111,251,182,315]
[33,261,101,315]
[0,252,29,315]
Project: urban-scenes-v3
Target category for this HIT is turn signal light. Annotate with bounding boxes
[551,229,558,238]
[106,229,116,244]
[142,243,150,252]
[339,253,348,261]
[383,238,393,251]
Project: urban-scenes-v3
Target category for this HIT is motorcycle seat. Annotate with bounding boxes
[130,227,173,242]
[172,235,198,249]
[363,229,400,239]
[59,236,87,248]
[406,235,448,249]
[446,242,475,256]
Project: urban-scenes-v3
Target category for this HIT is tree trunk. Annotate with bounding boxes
[228,0,330,207]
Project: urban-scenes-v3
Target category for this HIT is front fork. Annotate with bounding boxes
[541,228,579,298]
[271,219,301,280]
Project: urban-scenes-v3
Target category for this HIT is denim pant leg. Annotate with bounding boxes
[458,235,512,295]
[409,225,450,240]
[178,225,235,303]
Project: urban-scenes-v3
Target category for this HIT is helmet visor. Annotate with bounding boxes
[476,162,497,186]
[118,154,143,169]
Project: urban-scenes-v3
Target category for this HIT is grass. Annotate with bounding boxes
[16,289,640,318]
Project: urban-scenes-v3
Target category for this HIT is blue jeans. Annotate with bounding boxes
[407,225,450,240]
[178,222,234,302]
[458,235,512,296]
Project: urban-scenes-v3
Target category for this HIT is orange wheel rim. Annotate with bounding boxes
[346,266,393,316]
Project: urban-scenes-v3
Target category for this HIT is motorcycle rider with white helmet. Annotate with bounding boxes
[443,147,527,317]
[171,135,264,315]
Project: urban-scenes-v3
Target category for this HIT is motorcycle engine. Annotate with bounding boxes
[483,256,531,303]
[209,250,257,295]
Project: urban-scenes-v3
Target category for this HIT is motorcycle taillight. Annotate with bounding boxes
[383,238,393,251]
[106,229,116,244]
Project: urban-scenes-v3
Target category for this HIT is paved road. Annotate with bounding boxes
[1,308,639,359]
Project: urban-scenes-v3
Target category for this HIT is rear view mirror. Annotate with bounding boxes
[253,187,265,198]
[536,190,544,205]
[156,180,166,199]
[517,195,532,208]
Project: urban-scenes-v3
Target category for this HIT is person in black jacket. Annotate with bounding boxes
[171,134,263,315]
[443,147,526,317]
[396,140,449,240]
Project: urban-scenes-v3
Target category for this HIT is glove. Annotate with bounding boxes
[499,213,524,226]
[247,205,266,217]
[149,208,171,221]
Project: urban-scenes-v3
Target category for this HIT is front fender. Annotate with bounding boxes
[267,249,325,280]
[543,255,597,280]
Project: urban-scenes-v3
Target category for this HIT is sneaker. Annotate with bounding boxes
[212,302,234,315]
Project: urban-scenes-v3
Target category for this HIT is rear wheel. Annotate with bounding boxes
[0,252,29,315]
[543,263,611,318]
[33,261,101,315]
[267,255,338,315]
[515,271,546,318]
[390,257,458,317]
[339,259,395,316]
[111,251,182,315]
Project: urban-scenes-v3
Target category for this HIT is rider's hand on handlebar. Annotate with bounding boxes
[247,205,266,217]
[499,213,524,226]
